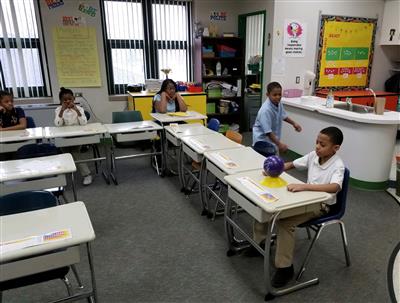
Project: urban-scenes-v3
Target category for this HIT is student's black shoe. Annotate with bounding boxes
[243,240,265,257]
[272,265,294,288]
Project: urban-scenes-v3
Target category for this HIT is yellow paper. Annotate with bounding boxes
[53,27,101,87]
[318,21,374,87]
[167,112,189,117]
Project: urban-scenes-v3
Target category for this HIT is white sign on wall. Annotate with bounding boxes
[283,20,306,57]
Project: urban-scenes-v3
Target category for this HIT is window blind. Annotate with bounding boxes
[102,0,192,95]
[0,0,50,98]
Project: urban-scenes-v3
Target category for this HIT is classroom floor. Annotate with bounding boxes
[5,134,400,303]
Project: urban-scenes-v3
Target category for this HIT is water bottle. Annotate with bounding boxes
[326,89,334,108]
[216,61,221,76]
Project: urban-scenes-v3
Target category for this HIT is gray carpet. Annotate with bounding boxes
[4,134,400,302]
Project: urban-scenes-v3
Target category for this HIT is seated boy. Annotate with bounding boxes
[253,126,345,288]
[0,90,26,131]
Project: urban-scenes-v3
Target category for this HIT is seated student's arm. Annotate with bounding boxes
[74,105,87,125]
[284,116,302,132]
[175,93,187,112]
[287,183,340,193]
[54,106,65,126]
[153,92,168,113]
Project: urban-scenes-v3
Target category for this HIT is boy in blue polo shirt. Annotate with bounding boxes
[252,82,301,156]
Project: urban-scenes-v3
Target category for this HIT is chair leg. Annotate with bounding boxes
[296,226,322,281]
[211,183,224,221]
[71,264,84,289]
[92,146,99,174]
[61,276,73,296]
[339,221,351,266]
[306,227,311,240]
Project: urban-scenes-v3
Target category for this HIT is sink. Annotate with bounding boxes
[333,103,375,114]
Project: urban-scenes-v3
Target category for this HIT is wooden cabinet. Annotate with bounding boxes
[127,91,207,121]
[380,0,400,45]
[201,37,245,130]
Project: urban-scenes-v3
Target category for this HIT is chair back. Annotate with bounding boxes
[328,167,350,219]
[225,130,242,144]
[16,143,58,159]
[0,191,57,216]
[207,118,220,132]
[84,110,91,121]
[26,116,36,128]
[112,111,143,123]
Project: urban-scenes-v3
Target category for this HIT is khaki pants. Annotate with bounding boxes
[61,146,91,177]
[253,205,328,268]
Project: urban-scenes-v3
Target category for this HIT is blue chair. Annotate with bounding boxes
[16,143,68,202]
[0,191,82,298]
[207,118,220,132]
[25,116,36,128]
[296,168,351,281]
[112,110,143,123]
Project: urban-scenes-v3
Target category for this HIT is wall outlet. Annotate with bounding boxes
[295,76,300,84]
[75,92,83,97]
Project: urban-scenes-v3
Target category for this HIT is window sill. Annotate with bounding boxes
[14,97,55,105]
[109,94,129,101]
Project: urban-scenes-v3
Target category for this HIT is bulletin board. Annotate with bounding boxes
[315,15,377,90]
[53,27,101,87]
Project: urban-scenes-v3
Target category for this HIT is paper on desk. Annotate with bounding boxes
[167,112,189,117]
[237,177,278,203]
[169,123,181,133]
[0,229,72,255]
[130,125,154,130]
[213,152,238,168]
[188,138,210,151]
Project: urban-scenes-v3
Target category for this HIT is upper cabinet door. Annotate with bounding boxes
[380,0,400,45]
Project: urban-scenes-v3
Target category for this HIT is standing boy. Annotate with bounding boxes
[252,82,301,157]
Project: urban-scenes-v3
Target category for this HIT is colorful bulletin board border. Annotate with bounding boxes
[314,15,377,91]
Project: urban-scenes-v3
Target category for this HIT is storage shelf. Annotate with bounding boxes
[207,112,240,117]
[202,75,238,80]
[207,96,242,101]
[202,57,244,60]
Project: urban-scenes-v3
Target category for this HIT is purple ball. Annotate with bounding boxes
[263,156,284,177]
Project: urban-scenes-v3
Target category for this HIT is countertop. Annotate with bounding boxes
[282,96,400,125]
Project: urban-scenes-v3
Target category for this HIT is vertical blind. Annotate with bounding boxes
[102,0,192,95]
[0,0,50,98]
[245,13,264,73]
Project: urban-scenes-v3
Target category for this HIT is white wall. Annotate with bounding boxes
[39,0,126,123]
[270,0,390,91]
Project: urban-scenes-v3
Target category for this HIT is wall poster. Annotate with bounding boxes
[315,15,377,90]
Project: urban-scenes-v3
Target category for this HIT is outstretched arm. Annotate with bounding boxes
[284,117,302,132]
[287,183,340,193]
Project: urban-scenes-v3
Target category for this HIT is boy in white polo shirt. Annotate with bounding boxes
[250,126,345,288]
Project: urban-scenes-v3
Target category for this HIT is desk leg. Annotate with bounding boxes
[178,143,185,190]
[199,157,208,216]
[87,242,98,303]
[101,139,111,185]
[71,172,78,201]
[159,129,166,177]
[109,136,118,185]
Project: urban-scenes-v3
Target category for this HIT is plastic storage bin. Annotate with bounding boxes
[283,89,303,98]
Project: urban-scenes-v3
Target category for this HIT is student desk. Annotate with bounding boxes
[104,121,164,183]
[179,133,243,213]
[150,110,207,127]
[164,123,215,187]
[0,153,78,200]
[224,170,331,300]
[44,123,109,183]
[0,127,43,153]
[0,201,97,302]
[201,147,266,218]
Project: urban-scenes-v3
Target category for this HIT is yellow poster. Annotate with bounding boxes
[53,27,101,87]
[318,20,375,87]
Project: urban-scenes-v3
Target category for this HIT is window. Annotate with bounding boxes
[102,0,192,95]
[0,0,50,98]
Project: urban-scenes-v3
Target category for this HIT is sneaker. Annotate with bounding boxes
[83,175,93,186]
[272,265,294,288]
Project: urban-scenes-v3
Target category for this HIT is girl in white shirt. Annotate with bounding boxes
[55,87,92,185]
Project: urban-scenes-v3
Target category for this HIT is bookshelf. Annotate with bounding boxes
[201,36,245,130]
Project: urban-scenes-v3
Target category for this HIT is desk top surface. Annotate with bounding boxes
[128,91,206,98]
[44,123,107,138]
[0,128,44,143]
[150,111,207,123]
[316,89,399,97]
[204,147,266,175]
[181,133,244,154]
[0,201,95,263]
[224,169,331,213]
[104,120,162,133]
[0,153,76,182]
[164,123,215,139]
